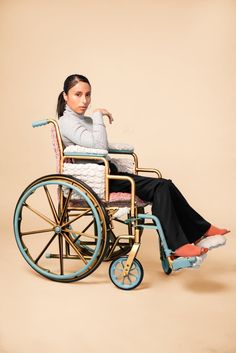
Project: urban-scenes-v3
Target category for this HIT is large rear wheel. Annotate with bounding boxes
[13,174,108,282]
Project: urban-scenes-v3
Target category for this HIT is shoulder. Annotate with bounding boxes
[59,114,79,126]
[58,115,77,133]
[58,114,93,133]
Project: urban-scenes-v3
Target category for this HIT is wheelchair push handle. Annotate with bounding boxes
[32,119,50,128]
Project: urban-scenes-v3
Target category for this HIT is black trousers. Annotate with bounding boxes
[109,163,210,251]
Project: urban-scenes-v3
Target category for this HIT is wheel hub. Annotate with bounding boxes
[54,226,62,233]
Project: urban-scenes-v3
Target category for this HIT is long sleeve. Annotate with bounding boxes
[59,107,108,150]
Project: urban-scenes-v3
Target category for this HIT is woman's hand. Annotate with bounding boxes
[93,108,114,124]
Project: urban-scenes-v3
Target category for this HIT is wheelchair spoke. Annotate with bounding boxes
[43,186,59,223]
[21,228,54,236]
[127,275,132,284]
[58,234,64,275]
[61,208,92,228]
[62,232,88,264]
[114,268,123,273]
[24,203,55,226]
[60,188,73,225]
[120,260,125,268]
[34,233,57,264]
[63,228,98,240]
[128,272,138,280]
[81,219,94,233]
[114,272,123,281]
[71,219,94,243]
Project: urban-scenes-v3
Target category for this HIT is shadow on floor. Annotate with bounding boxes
[140,255,235,293]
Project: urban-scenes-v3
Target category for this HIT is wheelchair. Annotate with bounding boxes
[13,119,204,290]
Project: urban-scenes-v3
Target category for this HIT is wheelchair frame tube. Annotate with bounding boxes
[47,119,65,161]
[136,167,162,178]
[107,174,136,217]
[132,152,162,178]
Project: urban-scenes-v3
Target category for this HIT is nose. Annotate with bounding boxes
[82,95,88,105]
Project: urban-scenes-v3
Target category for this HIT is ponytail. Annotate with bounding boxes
[57,91,66,118]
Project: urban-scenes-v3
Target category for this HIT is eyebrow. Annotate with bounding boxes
[74,90,91,94]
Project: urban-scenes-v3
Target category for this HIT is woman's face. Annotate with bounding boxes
[63,81,91,115]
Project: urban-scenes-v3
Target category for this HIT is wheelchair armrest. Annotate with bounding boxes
[108,149,133,154]
[136,167,162,178]
[108,142,134,154]
[63,145,108,158]
[64,151,108,157]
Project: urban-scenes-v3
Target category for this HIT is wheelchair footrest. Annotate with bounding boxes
[172,254,207,271]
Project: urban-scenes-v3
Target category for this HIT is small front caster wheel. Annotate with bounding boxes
[109,256,144,290]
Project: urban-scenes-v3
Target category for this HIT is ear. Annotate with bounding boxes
[63,92,67,102]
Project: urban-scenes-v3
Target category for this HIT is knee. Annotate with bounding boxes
[152,179,173,196]
[159,178,173,188]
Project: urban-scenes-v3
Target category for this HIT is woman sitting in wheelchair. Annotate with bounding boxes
[57,74,229,259]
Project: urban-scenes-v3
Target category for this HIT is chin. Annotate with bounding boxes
[77,109,86,115]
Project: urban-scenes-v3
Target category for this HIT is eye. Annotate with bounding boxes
[75,92,82,97]
[86,92,91,97]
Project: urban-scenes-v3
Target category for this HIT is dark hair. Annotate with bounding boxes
[56,74,91,118]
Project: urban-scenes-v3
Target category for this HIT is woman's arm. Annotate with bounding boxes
[93,108,114,124]
[89,110,109,149]
[60,109,113,150]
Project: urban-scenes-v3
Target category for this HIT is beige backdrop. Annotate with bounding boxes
[1,1,236,353]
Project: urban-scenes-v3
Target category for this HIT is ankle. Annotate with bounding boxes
[174,243,208,257]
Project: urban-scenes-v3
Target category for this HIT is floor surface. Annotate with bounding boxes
[1,224,235,353]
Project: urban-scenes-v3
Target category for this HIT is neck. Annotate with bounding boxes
[65,104,84,117]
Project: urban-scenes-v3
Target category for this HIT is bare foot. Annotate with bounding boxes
[205,225,230,237]
[174,244,208,257]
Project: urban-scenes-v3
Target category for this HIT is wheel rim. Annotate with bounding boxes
[14,176,107,281]
[109,257,143,289]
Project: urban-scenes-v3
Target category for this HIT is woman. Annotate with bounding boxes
[57,74,229,258]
